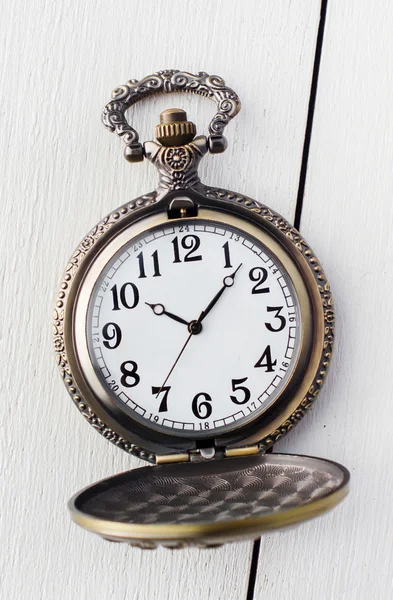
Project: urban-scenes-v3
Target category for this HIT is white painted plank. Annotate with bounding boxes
[0,1,320,599]
[254,1,393,598]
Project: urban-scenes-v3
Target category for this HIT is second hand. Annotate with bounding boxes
[155,313,203,397]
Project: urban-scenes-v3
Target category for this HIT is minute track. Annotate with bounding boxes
[87,218,302,437]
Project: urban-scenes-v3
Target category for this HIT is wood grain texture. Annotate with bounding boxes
[0,1,320,599]
[254,1,393,598]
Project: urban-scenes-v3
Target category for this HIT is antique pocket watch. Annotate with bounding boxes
[54,70,349,549]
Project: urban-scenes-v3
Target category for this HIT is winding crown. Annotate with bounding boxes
[155,109,197,146]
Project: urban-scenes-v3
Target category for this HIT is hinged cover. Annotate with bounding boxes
[69,453,349,549]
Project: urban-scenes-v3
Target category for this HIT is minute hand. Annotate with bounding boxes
[198,263,242,324]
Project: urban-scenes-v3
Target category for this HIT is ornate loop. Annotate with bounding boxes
[102,70,241,151]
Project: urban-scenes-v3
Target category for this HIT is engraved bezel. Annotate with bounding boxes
[79,210,304,439]
[53,185,334,463]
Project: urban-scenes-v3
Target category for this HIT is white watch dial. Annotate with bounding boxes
[87,219,301,436]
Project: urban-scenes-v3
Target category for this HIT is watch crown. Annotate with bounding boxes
[155,109,197,146]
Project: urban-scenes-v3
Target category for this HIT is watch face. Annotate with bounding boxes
[87,218,302,437]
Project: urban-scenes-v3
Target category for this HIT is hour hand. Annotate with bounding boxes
[145,302,189,326]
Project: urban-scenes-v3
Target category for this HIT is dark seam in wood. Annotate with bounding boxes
[295,0,328,230]
[246,2,329,597]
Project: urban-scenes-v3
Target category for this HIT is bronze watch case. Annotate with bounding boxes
[53,70,349,548]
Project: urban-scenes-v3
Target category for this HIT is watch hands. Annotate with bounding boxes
[145,302,189,326]
[154,264,242,396]
[155,312,203,397]
[197,263,243,324]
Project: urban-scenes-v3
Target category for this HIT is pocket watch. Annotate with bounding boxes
[53,70,349,549]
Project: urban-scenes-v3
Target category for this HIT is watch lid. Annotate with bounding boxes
[69,453,349,549]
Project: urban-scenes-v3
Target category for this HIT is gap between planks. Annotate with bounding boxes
[246,1,329,598]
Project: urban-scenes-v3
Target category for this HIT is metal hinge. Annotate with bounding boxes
[224,445,260,458]
[156,452,190,465]
[156,444,260,465]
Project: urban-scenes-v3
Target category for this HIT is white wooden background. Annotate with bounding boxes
[1,1,392,598]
